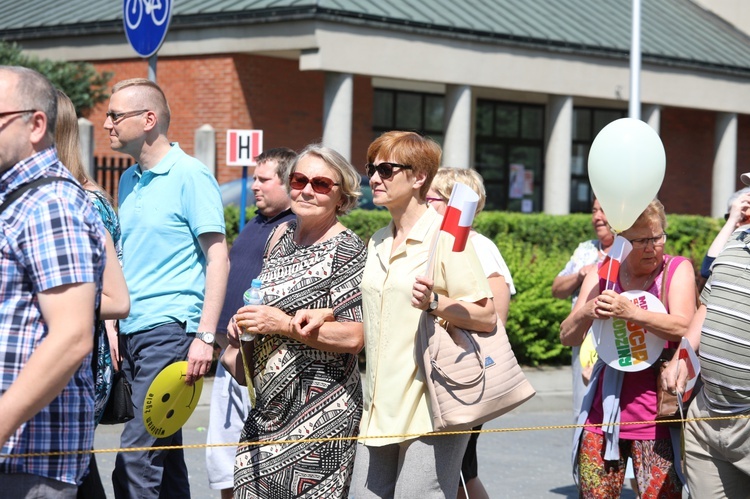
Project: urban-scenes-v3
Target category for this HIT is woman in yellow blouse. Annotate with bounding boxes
[350,131,497,498]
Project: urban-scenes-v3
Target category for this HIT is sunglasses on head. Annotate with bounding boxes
[365,162,412,180]
[289,172,340,194]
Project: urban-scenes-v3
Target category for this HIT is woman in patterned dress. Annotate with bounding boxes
[222,144,366,498]
[55,89,130,499]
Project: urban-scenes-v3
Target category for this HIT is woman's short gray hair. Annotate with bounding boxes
[287,144,361,216]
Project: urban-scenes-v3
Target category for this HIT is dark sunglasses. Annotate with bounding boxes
[365,162,412,180]
[289,172,340,194]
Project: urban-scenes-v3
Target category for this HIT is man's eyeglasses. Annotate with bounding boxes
[0,109,36,120]
[289,172,340,195]
[365,162,412,180]
[105,109,148,124]
[628,233,668,248]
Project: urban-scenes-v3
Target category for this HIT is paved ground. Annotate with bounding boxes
[94,366,637,498]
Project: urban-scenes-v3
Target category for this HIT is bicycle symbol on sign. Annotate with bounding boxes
[125,0,170,30]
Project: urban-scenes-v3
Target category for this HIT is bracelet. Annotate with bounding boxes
[288,316,293,335]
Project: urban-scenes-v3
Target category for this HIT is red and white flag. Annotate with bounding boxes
[440,182,479,252]
[597,235,632,290]
[678,337,701,402]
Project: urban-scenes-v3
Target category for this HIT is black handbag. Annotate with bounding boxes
[99,369,134,425]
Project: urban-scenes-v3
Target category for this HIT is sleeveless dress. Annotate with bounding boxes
[86,189,122,424]
[234,222,365,499]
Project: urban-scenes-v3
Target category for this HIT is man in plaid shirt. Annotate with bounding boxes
[0,66,105,497]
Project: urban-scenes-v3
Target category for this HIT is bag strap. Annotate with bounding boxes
[659,256,674,309]
[424,227,487,386]
[429,325,486,387]
[264,221,291,259]
[0,176,78,216]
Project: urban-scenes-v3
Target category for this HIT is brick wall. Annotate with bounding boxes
[659,107,715,215]
[738,114,750,191]
[90,54,374,189]
[659,107,750,216]
[88,55,746,216]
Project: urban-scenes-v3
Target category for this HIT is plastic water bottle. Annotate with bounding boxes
[241,278,263,341]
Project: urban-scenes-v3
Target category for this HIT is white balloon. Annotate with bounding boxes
[588,118,666,232]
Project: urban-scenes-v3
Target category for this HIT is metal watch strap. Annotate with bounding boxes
[194,331,215,344]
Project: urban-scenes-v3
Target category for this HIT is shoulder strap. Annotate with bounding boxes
[659,256,674,308]
[264,221,291,259]
[0,177,79,216]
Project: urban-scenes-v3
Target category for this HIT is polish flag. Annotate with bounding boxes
[440,182,479,252]
[678,337,701,402]
[597,235,633,289]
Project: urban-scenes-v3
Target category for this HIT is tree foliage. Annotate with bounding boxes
[0,41,111,114]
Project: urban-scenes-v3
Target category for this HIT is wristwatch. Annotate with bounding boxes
[427,292,439,314]
[194,331,215,345]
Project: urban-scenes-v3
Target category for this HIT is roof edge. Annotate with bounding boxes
[3,6,750,77]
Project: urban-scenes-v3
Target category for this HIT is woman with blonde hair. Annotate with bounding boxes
[56,90,129,498]
[427,166,515,499]
[56,90,129,410]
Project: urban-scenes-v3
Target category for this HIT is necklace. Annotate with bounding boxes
[622,261,661,291]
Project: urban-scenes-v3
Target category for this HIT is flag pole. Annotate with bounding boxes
[629,0,642,120]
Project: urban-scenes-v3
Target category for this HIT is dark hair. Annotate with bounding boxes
[255,147,297,179]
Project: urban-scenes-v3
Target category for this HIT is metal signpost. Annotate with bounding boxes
[226,130,264,230]
[123,0,173,81]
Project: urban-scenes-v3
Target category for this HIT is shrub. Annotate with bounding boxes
[223,206,722,365]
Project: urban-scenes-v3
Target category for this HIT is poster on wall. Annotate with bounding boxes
[524,170,534,195]
[521,199,533,213]
[509,164,525,199]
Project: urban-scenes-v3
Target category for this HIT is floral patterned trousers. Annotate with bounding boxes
[578,430,682,499]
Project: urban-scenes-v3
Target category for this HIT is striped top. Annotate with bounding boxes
[699,226,750,414]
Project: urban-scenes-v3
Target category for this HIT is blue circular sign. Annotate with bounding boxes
[123,0,173,58]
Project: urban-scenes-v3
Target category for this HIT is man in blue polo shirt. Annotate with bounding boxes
[205,147,296,498]
[105,78,229,499]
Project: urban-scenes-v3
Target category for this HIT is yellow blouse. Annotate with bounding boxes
[359,207,492,446]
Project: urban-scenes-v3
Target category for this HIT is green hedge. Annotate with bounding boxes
[224,206,722,366]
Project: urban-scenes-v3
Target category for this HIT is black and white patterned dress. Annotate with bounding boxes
[234,222,365,499]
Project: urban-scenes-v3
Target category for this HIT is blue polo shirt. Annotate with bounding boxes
[118,144,225,334]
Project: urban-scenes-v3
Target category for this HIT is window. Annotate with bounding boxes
[475,100,544,212]
[570,108,627,213]
[373,89,444,144]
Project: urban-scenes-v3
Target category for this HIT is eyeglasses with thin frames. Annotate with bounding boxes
[0,109,36,121]
[426,197,445,205]
[628,233,668,248]
[105,109,148,124]
[289,172,340,195]
[365,162,412,180]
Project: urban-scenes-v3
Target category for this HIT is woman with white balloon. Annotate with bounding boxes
[560,199,696,498]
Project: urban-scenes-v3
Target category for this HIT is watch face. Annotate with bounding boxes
[201,332,215,344]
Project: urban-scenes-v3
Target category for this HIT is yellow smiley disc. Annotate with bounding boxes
[143,361,203,438]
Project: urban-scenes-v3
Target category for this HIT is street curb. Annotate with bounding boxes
[519,365,573,413]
